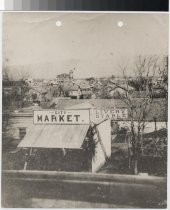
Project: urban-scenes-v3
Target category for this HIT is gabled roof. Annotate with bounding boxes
[107,82,135,92]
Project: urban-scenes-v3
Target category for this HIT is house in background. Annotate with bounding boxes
[106,82,135,98]
[3,105,42,148]
[90,79,103,89]
[58,80,92,99]
[56,70,74,84]
[75,80,92,99]
[3,102,111,173]
[25,78,34,85]
[48,79,58,86]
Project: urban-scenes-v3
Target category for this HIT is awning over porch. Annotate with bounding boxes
[18,124,90,149]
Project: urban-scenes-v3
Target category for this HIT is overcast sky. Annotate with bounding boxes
[3,12,168,79]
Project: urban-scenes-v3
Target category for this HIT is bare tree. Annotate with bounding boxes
[3,65,31,108]
[158,56,168,128]
[18,69,30,108]
[110,55,160,174]
[3,66,10,81]
[3,58,13,81]
[15,68,30,81]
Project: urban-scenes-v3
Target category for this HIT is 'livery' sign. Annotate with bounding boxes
[91,109,128,120]
[34,110,90,124]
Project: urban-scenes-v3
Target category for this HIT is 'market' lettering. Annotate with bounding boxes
[34,110,90,124]
[37,115,42,122]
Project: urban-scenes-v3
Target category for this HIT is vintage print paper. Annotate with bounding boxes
[2,12,168,208]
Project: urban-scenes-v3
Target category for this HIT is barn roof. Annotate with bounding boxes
[51,98,126,109]
[50,98,167,122]
[65,102,95,110]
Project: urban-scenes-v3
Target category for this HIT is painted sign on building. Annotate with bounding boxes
[91,109,128,121]
[34,110,90,124]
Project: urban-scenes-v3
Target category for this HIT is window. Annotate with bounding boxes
[19,127,26,139]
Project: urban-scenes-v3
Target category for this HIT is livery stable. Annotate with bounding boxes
[8,107,111,173]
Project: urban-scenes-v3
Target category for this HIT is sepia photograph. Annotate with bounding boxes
[2,12,168,208]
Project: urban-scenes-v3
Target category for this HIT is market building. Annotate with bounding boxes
[4,103,111,172]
